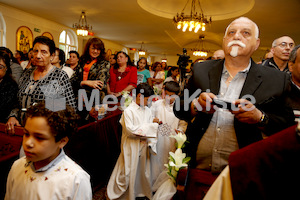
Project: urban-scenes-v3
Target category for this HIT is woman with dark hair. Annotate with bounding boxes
[150,61,165,95]
[164,66,179,83]
[6,36,76,134]
[161,61,168,78]
[0,51,18,123]
[14,50,26,64]
[52,48,74,78]
[71,37,110,102]
[0,47,23,84]
[107,51,137,97]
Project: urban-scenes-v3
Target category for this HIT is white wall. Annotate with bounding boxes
[152,55,181,67]
[0,3,126,57]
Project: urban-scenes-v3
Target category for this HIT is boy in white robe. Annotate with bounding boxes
[107,83,159,200]
[5,102,92,200]
[150,81,187,193]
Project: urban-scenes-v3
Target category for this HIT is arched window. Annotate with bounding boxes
[0,12,6,46]
[59,29,78,59]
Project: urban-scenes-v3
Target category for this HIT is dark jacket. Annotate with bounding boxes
[262,57,290,73]
[174,59,295,167]
[0,76,18,123]
[71,60,110,102]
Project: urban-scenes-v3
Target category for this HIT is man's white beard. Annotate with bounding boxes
[230,46,239,57]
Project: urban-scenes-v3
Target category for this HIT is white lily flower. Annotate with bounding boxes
[170,132,187,149]
[169,148,188,171]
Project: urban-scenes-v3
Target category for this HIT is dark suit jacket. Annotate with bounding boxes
[174,59,295,167]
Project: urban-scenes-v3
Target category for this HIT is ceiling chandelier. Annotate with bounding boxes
[192,35,209,57]
[173,0,212,33]
[138,42,146,55]
[73,11,92,36]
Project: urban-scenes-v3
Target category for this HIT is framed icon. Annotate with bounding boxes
[16,26,33,53]
[106,49,112,61]
[42,32,54,40]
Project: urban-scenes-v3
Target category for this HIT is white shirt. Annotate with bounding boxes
[150,71,165,94]
[5,150,92,200]
[150,99,187,191]
[107,101,159,200]
[62,65,75,78]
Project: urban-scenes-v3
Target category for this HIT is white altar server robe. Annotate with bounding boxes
[107,101,158,200]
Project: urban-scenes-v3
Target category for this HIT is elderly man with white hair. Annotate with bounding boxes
[174,17,295,176]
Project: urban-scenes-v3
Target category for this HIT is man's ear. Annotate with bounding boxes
[270,47,275,54]
[255,38,260,51]
[288,61,294,73]
[58,136,69,149]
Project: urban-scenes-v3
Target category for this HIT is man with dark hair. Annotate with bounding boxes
[67,50,80,70]
[262,36,295,72]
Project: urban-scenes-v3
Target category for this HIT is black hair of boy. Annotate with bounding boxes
[164,81,180,95]
[25,102,79,142]
[136,83,154,97]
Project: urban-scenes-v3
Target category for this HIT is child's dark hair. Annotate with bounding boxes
[137,57,148,69]
[167,66,179,77]
[25,102,79,142]
[136,83,154,97]
[164,81,180,95]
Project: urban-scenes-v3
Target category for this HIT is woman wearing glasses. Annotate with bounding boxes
[6,36,76,134]
[0,51,18,123]
[71,37,110,102]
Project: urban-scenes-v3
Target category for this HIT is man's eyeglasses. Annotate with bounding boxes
[275,42,295,49]
[0,64,6,70]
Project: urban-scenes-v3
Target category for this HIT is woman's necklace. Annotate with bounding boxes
[118,66,126,80]
[118,72,123,80]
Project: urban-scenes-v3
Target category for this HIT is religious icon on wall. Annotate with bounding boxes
[42,32,53,40]
[105,49,112,61]
[16,26,33,54]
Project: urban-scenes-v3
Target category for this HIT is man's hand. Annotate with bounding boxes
[197,92,217,114]
[153,117,160,124]
[231,99,262,124]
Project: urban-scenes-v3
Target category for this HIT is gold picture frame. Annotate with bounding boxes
[16,26,33,53]
[42,32,54,40]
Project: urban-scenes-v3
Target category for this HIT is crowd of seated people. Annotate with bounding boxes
[1,17,300,199]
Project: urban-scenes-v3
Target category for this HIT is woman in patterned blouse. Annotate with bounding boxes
[6,36,76,134]
[70,37,110,102]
